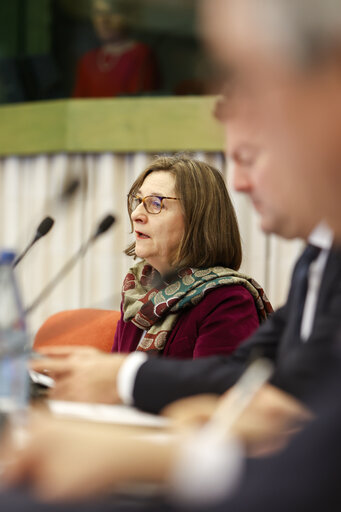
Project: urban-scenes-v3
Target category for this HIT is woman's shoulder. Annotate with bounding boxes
[199,283,255,305]
[186,285,256,321]
[179,284,258,331]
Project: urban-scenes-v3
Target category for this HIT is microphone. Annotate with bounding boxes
[13,216,55,268]
[14,177,80,259]
[25,214,116,316]
[60,178,80,203]
[94,214,116,238]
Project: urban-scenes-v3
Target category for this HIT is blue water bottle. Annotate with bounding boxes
[0,249,29,432]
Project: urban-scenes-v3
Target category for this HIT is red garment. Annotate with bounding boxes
[73,42,159,98]
[112,285,260,359]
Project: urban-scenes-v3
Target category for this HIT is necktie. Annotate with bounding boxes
[293,244,321,337]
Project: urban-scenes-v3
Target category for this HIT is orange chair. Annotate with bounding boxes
[33,309,121,353]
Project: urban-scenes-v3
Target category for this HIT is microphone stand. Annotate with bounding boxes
[25,240,91,316]
[24,214,116,316]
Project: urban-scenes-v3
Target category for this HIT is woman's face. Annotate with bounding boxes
[131,171,185,275]
[92,0,126,42]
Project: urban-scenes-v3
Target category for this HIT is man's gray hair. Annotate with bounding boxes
[250,0,341,66]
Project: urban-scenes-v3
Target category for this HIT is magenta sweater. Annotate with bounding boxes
[112,285,260,359]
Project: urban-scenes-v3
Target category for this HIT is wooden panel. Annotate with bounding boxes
[0,96,224,156]
[0,101,68,155]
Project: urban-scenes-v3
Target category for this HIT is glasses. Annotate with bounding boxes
[128,194,180,214]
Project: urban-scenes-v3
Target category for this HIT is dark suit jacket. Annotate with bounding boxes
[132,247,341,413]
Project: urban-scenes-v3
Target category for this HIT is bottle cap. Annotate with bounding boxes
[0,249,16,264]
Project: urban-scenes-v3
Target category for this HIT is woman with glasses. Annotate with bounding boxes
[113,155,272,358]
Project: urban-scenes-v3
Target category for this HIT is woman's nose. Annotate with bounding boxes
[131,202,147,222]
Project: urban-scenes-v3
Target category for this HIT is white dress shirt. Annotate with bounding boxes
[300,222,333,340]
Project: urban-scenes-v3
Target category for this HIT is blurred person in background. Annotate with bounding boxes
[73,0,159,97]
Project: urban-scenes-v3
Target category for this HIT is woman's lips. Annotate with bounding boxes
[136,231,150,239]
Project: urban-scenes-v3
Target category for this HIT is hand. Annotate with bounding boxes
[229,384,313,456]
[1,411,175,502]
[31,346,128,404]
[162,394,220,430]
[162,385,313,456]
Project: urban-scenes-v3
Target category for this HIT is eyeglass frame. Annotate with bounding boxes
[128,194,180,215]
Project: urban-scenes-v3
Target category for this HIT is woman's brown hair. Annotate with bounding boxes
[125,155,242,270]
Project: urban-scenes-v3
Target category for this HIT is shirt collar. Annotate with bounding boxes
[308,222,334,251]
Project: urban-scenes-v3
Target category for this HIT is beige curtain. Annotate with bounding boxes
[0,152,302,338]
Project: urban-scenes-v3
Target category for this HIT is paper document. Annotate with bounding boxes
[29,370,55,388]
[47,400,170,429]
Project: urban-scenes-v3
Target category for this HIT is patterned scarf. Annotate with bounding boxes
[122,261,273,353]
